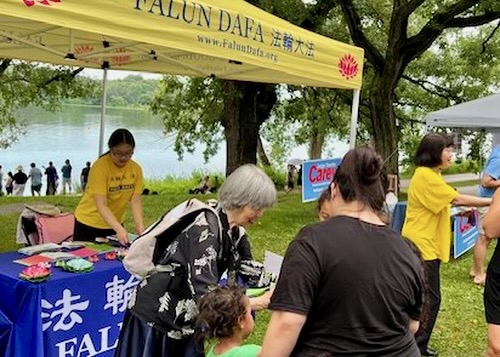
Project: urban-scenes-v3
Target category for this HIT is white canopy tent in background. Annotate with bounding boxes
[425,93,500,151]
[425,94,500,131]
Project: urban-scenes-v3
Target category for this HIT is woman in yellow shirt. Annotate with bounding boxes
[73,128,144,246]
[402,133,491,356]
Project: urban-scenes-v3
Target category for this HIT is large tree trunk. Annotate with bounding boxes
[369,74,399,174]
[222,80,260,176]
[221,80,277,176]
[309,125,325,159]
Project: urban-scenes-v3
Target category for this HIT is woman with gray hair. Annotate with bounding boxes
[115,164,277,357]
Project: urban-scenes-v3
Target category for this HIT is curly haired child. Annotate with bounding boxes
[197,285,260,357]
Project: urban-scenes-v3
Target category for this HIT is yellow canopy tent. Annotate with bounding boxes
[0,0,365,152]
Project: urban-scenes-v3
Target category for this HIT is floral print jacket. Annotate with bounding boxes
[128,205,247,339]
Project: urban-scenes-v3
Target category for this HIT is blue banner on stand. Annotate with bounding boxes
[302,158,342,203]
[453,209,479,258]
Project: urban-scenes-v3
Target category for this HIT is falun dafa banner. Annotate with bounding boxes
[0,0,364,89]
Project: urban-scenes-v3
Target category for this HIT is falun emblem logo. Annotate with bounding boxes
[338,54,359,80]
[22,0,61,7]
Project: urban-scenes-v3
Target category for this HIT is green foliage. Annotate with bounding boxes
[261,165,287,190]
[264,86,351,162]
[401,159,481,178]
[467,131,488,167]
[150,76,224,163]
[442,160,481,175]
[0,61,97,148]
[398,126,424,172]
[67,74,160,107]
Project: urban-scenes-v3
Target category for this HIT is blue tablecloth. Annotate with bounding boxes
[0,252,138,357]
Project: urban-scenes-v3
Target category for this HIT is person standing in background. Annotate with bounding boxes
[470,143,500,286]
[402,133,491,357]
[28,162,43,196]
[12,165,28,196]
[5,171,14,196]
[296,165,302,193]
[286,165,296,193]
[61,159,73,194]
[44,161,58,195]
[80,161,91,192]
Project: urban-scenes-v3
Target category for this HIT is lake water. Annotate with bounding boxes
[1,105,228,180]
[0,105,349,182]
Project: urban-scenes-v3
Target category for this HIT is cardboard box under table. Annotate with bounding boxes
[0,252,138,357]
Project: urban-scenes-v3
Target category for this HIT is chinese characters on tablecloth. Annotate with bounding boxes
[41,273,139,357]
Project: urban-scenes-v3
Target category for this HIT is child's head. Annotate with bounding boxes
[317,187,333,221]
[197,284,254,341]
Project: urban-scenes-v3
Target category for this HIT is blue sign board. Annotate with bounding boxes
[302,158,342,203]
[453,209,479,258]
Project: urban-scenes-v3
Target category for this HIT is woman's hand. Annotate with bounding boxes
[116,226,130,246]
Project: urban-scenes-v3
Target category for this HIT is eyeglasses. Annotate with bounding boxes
[111,149,134,159]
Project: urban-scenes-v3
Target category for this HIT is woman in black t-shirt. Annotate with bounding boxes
[260,146,424,357]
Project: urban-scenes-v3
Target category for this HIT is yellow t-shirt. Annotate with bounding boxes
[75,154,143,229]
[401,166,459,262]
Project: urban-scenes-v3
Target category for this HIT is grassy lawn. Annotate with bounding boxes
[0,192,490,357]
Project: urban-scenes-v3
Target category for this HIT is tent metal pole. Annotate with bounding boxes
[349,89,361,149]
[98,67,108,156]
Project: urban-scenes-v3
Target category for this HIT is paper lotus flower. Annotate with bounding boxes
[20,263,51,282]
[88,255,99,263]
[62,258,94,273]
[104,251,117,260]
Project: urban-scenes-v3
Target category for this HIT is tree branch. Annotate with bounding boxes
[447,12,500,28]
[401,0,427,18]
[401,74,461,101]
[43,67,85,86]
[402,0,500,63]
[482,21,500,53]
[337,0,385,71]
[0,58,11,76]
[395,99,422,111]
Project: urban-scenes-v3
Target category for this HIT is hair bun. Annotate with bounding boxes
[357,147,383,186]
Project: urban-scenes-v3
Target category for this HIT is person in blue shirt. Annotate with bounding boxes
[471,145,500,285]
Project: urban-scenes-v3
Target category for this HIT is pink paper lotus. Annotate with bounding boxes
[88,255,99,263]
[104,251,117,260]
[21,262,51,279]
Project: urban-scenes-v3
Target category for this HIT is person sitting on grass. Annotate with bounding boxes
[190,175,215,194]
[197,284,260,357]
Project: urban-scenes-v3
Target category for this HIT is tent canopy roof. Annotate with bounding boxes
[0,0,365,89]
[425,94,500,129]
